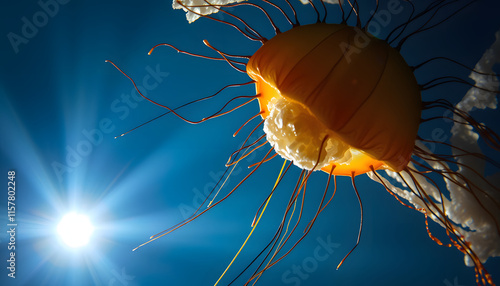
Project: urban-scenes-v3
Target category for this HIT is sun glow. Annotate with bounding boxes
[57,213,94,248]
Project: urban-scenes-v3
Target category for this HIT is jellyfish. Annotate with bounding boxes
[107,0,500,285]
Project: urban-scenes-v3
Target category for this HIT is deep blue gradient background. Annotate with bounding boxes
[1,0,499,285]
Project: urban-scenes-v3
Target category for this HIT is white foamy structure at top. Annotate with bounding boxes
[173,0,341,23]
[173,0,245,23]
[369,30,500,266]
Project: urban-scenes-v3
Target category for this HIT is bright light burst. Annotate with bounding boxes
[57,213,95,248]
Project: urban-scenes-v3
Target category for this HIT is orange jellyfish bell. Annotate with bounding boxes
[247,23,421,175]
